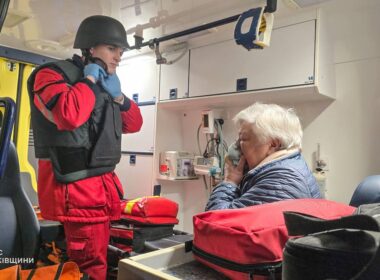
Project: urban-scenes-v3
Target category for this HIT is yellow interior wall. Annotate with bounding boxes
[17,64,37,192]
[0,58,37,192]
[0,58,18,100]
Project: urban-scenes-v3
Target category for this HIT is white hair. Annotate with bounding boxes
[233,103,303,149]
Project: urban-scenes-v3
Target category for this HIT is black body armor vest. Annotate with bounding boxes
[27,59,122,183]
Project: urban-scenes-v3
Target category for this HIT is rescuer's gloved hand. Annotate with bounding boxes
[99,73,122,98]
[84,63,106,82]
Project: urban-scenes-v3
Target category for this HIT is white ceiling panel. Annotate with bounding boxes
[0,0,327,59]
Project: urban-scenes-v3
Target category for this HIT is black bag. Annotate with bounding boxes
[282,203,380,280]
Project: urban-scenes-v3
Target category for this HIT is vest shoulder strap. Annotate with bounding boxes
[28,59,82,93]
[53,60,82,84]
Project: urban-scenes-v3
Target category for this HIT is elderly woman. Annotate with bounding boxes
[205,103,321,211]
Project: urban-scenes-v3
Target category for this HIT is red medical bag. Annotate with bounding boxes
[120,196,179,225]
[192,199,355,280]
[108,196,180,278]
[110,196,179,253]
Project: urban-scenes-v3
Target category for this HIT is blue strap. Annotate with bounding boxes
[234,7,264,50]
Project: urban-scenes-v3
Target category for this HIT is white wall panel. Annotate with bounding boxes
[115,154,154,199]
[301,0,380,203]
[160,51,190,100]
[117,57,158,103]
[189,20,315,97]
[121,105,155,153]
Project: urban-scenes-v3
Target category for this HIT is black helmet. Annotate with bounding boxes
[73,15,129,49]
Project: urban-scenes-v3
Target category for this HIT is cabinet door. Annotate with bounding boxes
[189,20,315,97]
[159,51,190,100]
[115,154,154,199]
[121,104,155,153]
[117,57,159,103]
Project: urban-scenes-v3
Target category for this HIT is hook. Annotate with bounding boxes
[149,41,167,64]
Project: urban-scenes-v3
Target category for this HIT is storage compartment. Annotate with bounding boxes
[159,51,190,101]
[115,154,154,198]
[158,9,335,110]
[121,104,155,153]
[189,20,316,97]
[117,57,159,103]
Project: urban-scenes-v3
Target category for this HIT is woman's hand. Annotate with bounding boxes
[224,156,246,185]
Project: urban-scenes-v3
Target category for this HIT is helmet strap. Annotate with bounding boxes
[81,49,108,73]
[81,49,91,65]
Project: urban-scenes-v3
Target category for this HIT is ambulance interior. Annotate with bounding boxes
[1,0,380,279]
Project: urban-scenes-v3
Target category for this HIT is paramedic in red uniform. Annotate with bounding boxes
[27,15,143,279]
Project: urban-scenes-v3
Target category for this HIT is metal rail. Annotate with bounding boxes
[128,0,277,51]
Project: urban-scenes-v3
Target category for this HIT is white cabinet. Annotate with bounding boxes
[116,56,158,199]
[117,56,159,103]
[115,154,154,199]
[157,10,335,112]
[159,51,190,101]
[121,105,155,153]
[189,20,316,97]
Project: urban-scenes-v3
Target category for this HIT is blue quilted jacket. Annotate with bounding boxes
[205,151,321,211]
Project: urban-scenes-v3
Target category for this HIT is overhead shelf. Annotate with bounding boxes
[157,175,200,182]
[159,13,335,110]
[158,84,334,111]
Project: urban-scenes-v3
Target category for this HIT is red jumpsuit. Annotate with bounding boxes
[33,67,143,280]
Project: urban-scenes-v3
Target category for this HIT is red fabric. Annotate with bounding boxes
[64,221,110,280]
[120,100,143,133]
[34,67,143,133]
[121,197,179,217]
[193,199,356,280]
[110,242,133,253]
[38,161,124,223]
[34,66,143,223]
[34,68,96,130]
[119,197,179,225]
[109,226,134,252]
[110,226,134,240]
[109,225,134,253]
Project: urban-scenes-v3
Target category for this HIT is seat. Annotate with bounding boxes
[0,142,40,269]
[349,175,380,207]
[0,98,40,269]
[0,98,63,270]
